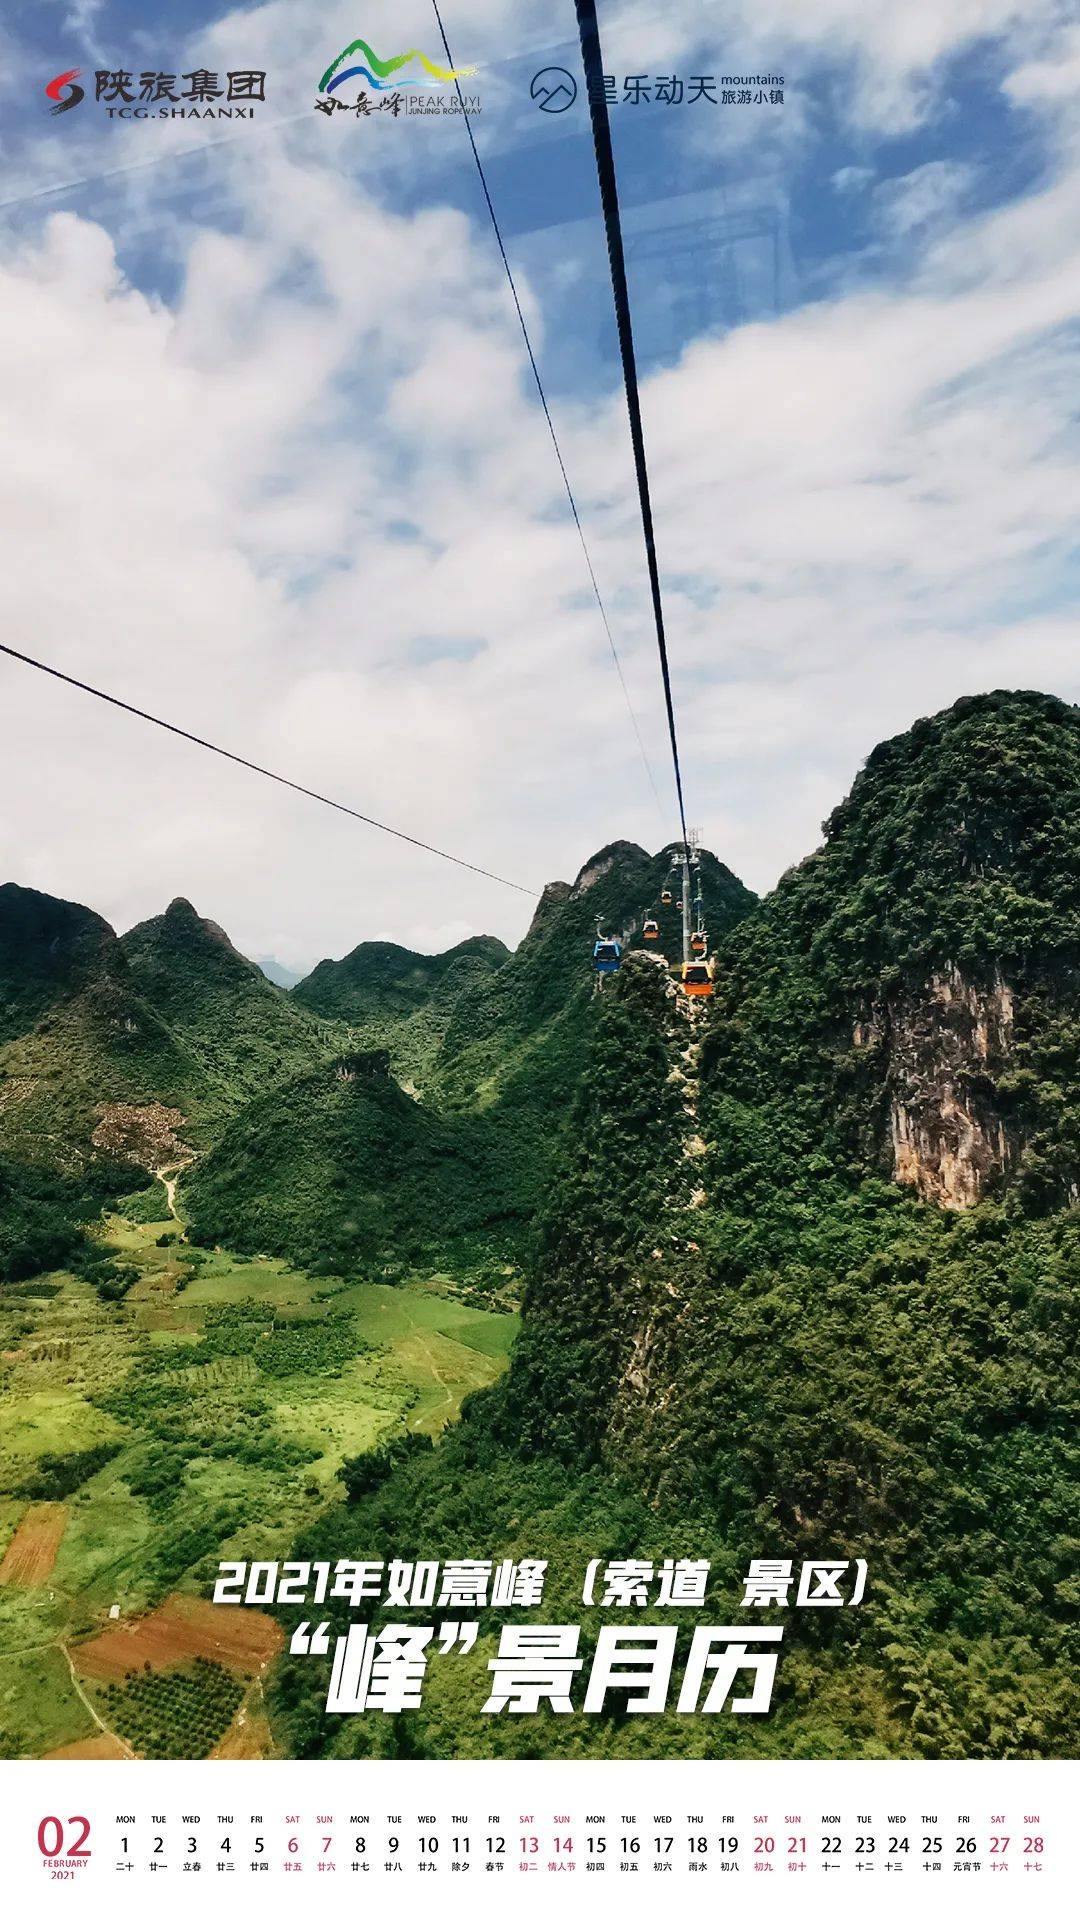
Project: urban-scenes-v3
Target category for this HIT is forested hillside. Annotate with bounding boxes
[0,890,337,1174]
[183,841,754,1269]
[294,936,509,1092]
[183,1052,536,1275]
[433,840,753,1113]
[271,691,1080,1761]
[0,885,115,1046]
[297,935,510,1023]
[3,690,1077,1760]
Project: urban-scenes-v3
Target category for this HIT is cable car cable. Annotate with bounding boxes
[573,0,691,866]
[430,0,664,823]
[0,641,535,896]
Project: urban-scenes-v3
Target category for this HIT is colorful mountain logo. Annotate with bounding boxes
[319,40,477,94]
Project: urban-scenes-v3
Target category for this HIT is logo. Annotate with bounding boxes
[47,67,267,120]
[45,68,85,113]
[319,39,476,94]
[578,71,785,109]
[530,66,578,113]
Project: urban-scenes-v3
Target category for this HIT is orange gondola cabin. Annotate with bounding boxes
[680,959,713,998]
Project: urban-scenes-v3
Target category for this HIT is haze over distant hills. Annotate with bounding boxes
[254,955,307,990]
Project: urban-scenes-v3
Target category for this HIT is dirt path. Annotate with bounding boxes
[414,1332,455,1419]
[679,999,709,1208]
[157,1164,190,1233]
[402,1309,457,1430]
[58,1641,136,1759]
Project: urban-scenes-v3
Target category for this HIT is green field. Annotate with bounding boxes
[0,1203,517,1757]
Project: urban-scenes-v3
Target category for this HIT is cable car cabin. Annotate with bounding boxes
[660,889,673,906]
[593,938,622,975]
[690,931,707,955]
[680,960,713,998]
[643,918,659,940]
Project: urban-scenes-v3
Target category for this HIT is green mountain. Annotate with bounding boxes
[0,883,117,1046]
[433,840,755,1112]
[118,898,333,1132]
[0,888,191,1172]
[0,891,336,1174]
[508,694,1080,1681]
[297,935,510,1022]
[294,934,510,1089]
[183,842,755,1271]
[274,691,1080,1761]
[183,1048,533,1275]
[697,687,1080,1213]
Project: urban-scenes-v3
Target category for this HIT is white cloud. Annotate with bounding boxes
[873,160,974,238]
[737,0,1069,131]
[0,175,668,965]
[1003,23,1080,105]
[60,0,105,50]
[832,165,874,194]
[555,149,1080,877]
[0,2,1079,970]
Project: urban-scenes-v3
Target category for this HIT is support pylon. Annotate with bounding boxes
[678,828,700,968]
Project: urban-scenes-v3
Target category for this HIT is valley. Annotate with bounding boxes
[0,1194,516,1758]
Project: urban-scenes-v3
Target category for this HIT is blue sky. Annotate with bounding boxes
[0,2,1078,970]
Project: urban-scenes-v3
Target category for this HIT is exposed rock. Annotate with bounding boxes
[91,1102,190,1172]
[869,966,1017,1207]
[572,842,647,896]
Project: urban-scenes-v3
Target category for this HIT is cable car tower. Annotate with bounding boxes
[674,828,701,968]
[667,829,714,997]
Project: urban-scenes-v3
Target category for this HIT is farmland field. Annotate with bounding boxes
[0,1199,517,1757]
[73,1594,284,1681]
[0,1500,68,1585]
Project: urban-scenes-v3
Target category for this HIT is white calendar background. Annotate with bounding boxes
[3,1758,1073,1917]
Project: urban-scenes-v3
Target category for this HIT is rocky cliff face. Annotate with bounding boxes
[857,965,1017,1207]
[481,698,1080,1628]
[696,690,1080,1217]
[499,690,1080,1488]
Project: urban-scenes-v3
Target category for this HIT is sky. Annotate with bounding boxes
[0,0,1077,974]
